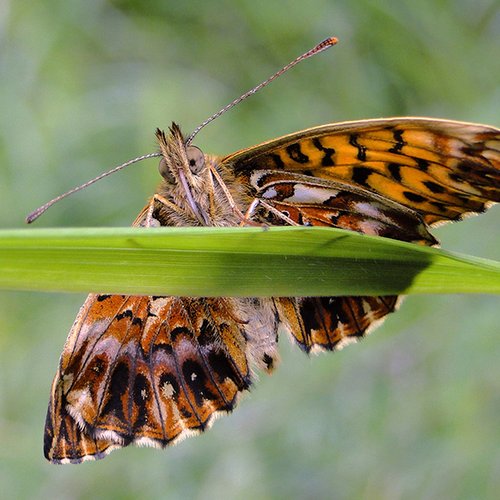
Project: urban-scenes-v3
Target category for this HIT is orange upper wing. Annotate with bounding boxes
[224,118,500,226]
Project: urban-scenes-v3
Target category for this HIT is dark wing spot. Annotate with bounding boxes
[286,143,309,164]
[262,353,275,370]
[457,160,475,173]
[312,138,335,166]
[329,212,341,224]
[388,129,406,153]
[90,357,106,375]
[388,163,402,182]
[255,173,270,188]
[349,134,367,161]
[182,360,218,405]
[416,158,430,171]
[352,166,372,187]
[132,373,150,429]
[101,362,130,420]
[180,407,193,419]
[423,181,446,194]
[270,153,285,169]
[298,297,353,348]
[208,351,251,390]
[449,173,465,183]
[430,201,448,212]
[403,191,427,203]
[154,341,173,354]
[116,310,133,321]
[461,144,483,155]
[299,298,321,332]
[170,326,192,342]
[198,319,216,347]
[132,317,143,327]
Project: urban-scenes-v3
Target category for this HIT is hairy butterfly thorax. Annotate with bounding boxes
[139,124,249,228]
[26,38,499,464]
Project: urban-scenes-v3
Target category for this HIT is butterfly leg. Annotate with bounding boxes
[207,164,261,227]
[230,198,272,227]
[245,199,299,227]
[208,164,241,214]
[143,197,160,227]
[136,194,189,227]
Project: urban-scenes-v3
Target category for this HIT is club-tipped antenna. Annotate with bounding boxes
[26,37,338,223]
[26,152,161,223]
[185,36,338,145]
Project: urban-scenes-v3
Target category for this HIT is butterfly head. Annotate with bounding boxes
[156,123,210,225]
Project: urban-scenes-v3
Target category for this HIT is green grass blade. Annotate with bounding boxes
[0,227,498,296]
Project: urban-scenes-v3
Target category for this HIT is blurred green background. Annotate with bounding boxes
[1,1,499,499]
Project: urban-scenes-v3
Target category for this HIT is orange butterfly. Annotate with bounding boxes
[34,39,499,463]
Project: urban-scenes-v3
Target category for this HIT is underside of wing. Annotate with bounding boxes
[247,169,437,245]
[263,185,405,353]
[277,296,400,354]
[45,294,262,463]
[224,117,500,225]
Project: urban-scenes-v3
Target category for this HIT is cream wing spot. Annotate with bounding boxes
[161,381,175,399]
[262,187,278,199]
[283,184,339,203]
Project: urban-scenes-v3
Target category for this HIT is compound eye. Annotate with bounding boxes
[186,146,205,174]
[158,158,175,183]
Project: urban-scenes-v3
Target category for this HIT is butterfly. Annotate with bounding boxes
[39,39,500,464]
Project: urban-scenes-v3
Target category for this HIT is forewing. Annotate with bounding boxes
[225,117,500,225]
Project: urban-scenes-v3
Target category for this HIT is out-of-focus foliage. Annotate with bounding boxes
[0,1,498,498]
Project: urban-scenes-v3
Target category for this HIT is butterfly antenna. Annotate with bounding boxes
[26,37,338,223]
[26,152,161,223]
[185,36,338,146]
